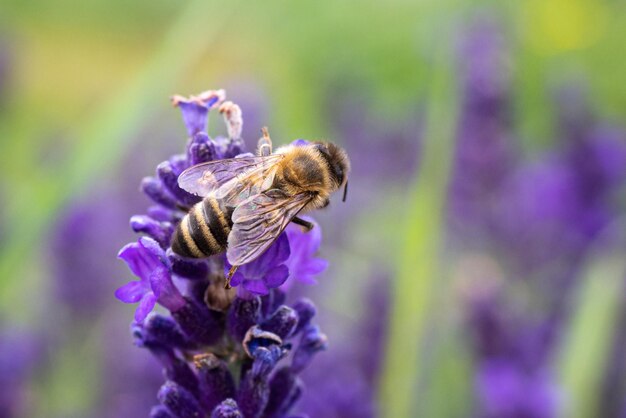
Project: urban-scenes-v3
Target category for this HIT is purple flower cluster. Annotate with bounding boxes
[115,90,328,417]
[134,288,327,418]
[453,20,626,418]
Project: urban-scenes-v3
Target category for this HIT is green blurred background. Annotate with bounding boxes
[1,0,625,417]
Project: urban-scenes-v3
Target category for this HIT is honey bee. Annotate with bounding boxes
[171,127,350,288]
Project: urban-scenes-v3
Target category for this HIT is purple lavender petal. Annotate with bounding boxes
[141,177,179,209]
[143,314,195,350]
[214,136,246,159]
[298,259,328,276]
[211,399,243,418]
[227,296,261,341]
[230,271,245,287]
[236,234,290,280]
[135,292,158,322]
[118,237,184,319]
[265,367,302,418]
[243,279,270,296]
[114,280,145,303]
[243,326,284,359]
[284,220,327,287]
[150,405,176,418]
[148,205,181,223]
[189,132,218,165]
[150,265,185,312]
[140,235,168,261]
[172,298,224,345]
[260,305,298,340]
[263,265,290,289]
[168,251,210,280]
[157,160,201,206]
[130,215,172,248]
[261,288,287,319]
[133,324,198,395]
[292,299,316,336]
[195,353,236,412]
[177,101,209,137]
[165,356,201,398]
[118,241,155,280]
[238,346,283,418]
[157,381,203,418]
[291,325,328,374]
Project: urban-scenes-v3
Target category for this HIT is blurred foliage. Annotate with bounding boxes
[0,0,625,417]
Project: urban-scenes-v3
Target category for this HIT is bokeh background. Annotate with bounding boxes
[1,0,626,417]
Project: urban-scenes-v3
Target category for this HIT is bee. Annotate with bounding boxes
[171,127,350,288]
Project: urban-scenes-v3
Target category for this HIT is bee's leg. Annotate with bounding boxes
[219,101,243,140]
[225,265,239,289]
[258,127,273,156]
[291,216,314,232]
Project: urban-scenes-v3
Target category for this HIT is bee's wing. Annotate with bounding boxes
[178,155,283,197]
[214,165,279,207]
[226,190,313,266]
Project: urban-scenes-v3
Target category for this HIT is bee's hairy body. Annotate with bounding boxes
[272,144,342,211]
[172,140,349,260]
[171,196,234,258]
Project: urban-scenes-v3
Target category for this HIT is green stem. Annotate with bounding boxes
[557,252,626,418]
[378,41,458,417]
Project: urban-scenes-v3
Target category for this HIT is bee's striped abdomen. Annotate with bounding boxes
[171,196,233,258]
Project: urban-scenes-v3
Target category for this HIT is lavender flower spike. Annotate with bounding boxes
[116,89,332,416]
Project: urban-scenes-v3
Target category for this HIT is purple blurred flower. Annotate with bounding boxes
[115,89,330,417]
[477,361,560,418]
[450,19,626,418]
[297,275,390,418]
[51,195,131,315]
[448,18,517,240]
[0,329,42,418]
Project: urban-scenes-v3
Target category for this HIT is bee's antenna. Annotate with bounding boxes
[342,180,349,202]
[258,127,273,157]
[261,126,270,139]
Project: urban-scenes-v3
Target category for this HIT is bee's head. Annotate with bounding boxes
[313,141,351,199]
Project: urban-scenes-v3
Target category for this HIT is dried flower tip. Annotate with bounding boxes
[194,89,226,107]
[219,101,243,140]
[243,325,283,358]
[192,352,221,370]
[171,89,226,108]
